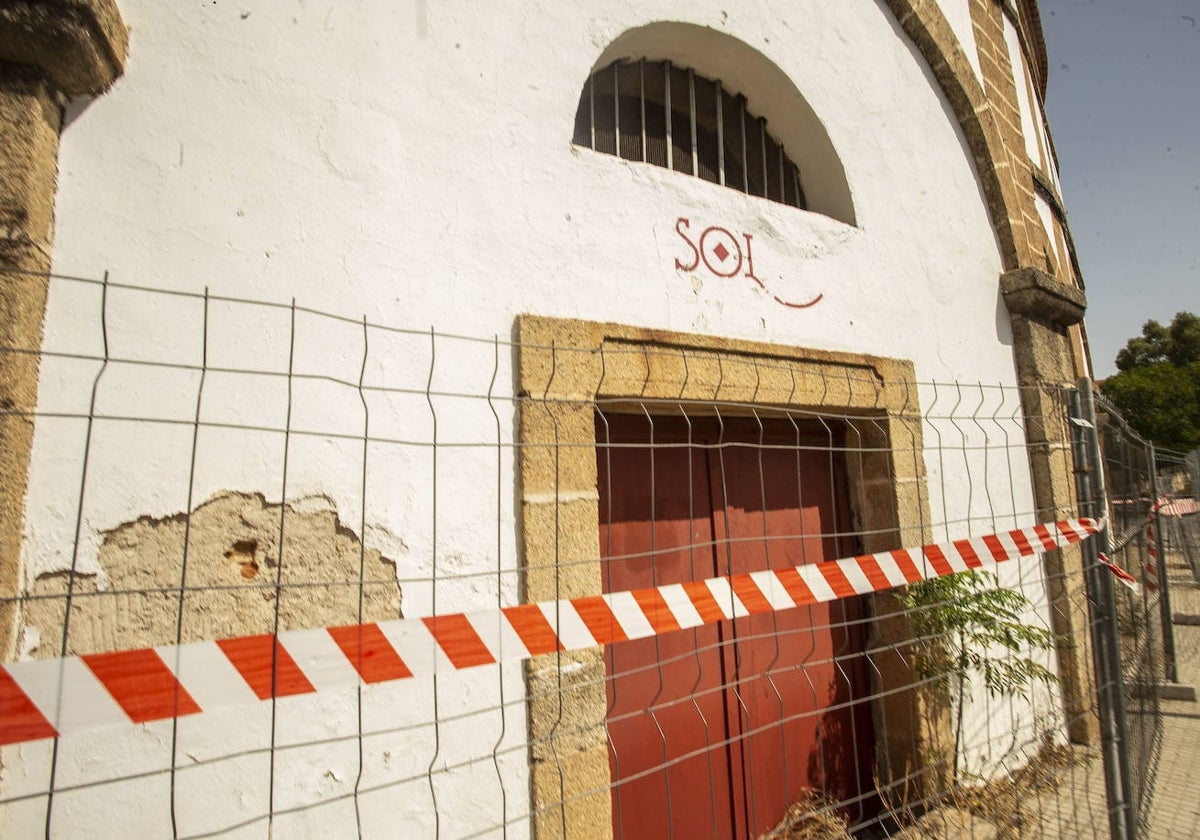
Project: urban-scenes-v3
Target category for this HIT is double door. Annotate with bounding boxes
[597,412,875,839]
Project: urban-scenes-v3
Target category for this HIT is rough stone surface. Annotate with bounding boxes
[0,66,60,662]
[0,0,127,663]
[1153,682,1197,703]
[0,0,128,95]
[22,490,403,657]
[525,649,612,840]
[969,0,1055,271]
[1000,266,1087,327]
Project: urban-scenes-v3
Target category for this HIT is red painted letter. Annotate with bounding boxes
[743,233,762,283]
[699,226,743,278]
[674,217,700,271]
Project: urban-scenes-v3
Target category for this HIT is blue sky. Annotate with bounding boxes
[1039,0,1200,377]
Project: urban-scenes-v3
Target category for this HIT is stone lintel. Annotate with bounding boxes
[1001,266,1087,327]
[0,0,128,96]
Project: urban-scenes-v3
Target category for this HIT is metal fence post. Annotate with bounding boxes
[1070,380,1135,840]
[1149,444,1179,684]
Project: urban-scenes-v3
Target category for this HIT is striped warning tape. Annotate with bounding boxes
[1158,498,1200,517]
[1145,499,1163,592]
[1119,496,1197,594]
[0,517,1103,747]
[1144,496,1200,591]
[1099,553,1141,594]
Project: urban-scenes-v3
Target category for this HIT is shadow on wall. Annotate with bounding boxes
[995,287,1017,349]
[23,491,402,658]
[805,667,879,822]
[763,667,877,839]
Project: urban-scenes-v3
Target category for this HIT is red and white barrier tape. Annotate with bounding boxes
[1099,553,1141,594]
[1144,498,1169,592]
[1107,496,1196,594]
[1158,498,1200,517]
[0,517,1103,747]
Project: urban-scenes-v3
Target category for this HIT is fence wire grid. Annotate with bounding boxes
[0,269,1191,840]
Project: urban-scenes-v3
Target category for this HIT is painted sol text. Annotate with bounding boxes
[672,217,823,310]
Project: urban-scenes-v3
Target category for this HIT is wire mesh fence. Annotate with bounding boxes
[1071,391,1168,840]
[1163,512,1200,589]
[0,269,1187,839]
[1154,449,1200,589]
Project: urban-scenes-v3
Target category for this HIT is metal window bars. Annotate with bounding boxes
[572,59,807,210]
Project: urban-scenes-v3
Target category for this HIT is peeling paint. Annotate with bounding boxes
[22,491,403,657]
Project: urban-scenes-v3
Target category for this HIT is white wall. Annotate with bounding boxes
[3,1,1060,835]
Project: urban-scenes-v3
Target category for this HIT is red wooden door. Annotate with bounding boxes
[597,413,875,840]
[599,413,737,839]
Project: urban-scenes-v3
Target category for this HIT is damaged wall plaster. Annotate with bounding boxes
[23,490,403,658]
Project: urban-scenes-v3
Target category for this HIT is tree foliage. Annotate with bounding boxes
[1103,312,1200,452]
[899,570,1057,778]
[1115,311,1200,371]
[899,570,1056,701]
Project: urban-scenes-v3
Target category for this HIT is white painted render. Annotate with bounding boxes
[4,1,1063,836]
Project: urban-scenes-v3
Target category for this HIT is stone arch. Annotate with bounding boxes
[882,0,1028,271]
[589,22,856,226]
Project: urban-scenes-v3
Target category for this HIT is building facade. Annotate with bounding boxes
[1,2,1093,837]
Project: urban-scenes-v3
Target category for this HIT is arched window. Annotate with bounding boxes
[572,59,807,210]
